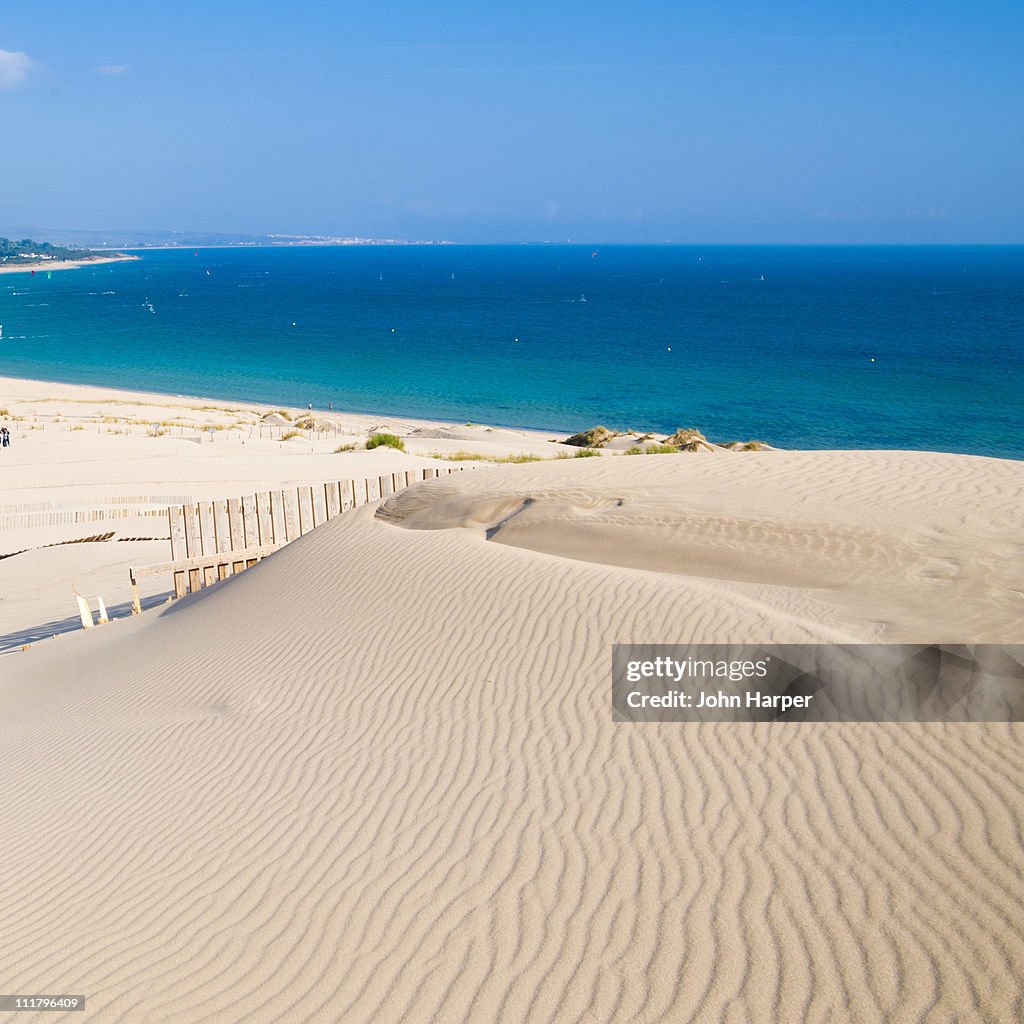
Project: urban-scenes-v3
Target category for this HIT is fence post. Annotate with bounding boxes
[297,486,314,535]
[129,569,142,615]
[183,503,202,593]
[270,490,287,544]
[214,499,232,580]
[228,498,245,574]
[256,491,274,545]
[169,506,187,598]
[198,501,217,587]
[242,495,259,567]
[283,489,300,541]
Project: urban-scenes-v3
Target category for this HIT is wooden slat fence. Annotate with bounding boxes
[129,465,461,609]
[0,494,194,531]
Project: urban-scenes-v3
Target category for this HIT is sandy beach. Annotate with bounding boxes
[1,374,1022,1021]
[0,254,138,275]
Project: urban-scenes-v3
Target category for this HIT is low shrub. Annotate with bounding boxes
[435,450,542,463]
[623,444,679,455]
[366,433,406,452]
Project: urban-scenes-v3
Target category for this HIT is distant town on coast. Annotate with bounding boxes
[0,228,453,253]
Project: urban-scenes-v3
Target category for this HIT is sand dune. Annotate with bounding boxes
[1,453,1022,1022]
[381,450,1024,642]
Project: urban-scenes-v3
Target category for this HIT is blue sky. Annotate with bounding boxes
[1,2,1022,242]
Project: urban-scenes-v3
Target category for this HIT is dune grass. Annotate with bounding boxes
[366,433,406,452]
[624,443,680,455]
[435,450,542,463]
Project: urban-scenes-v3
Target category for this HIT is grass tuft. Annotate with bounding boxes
[624,443,679,455]
[366,433,406,452]
[434,450,542,463]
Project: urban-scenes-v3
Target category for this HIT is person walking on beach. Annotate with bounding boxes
[1,426,9,448]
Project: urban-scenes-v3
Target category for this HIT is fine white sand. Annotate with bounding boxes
[1,434,1022,1021]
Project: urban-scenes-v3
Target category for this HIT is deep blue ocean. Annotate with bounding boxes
[1,245,1021,458]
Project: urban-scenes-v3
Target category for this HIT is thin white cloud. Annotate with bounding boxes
[905,207,948,221]
[97,64,130,76]
[0,49,33,89]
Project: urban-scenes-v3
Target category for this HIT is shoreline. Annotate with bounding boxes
[2,371,1021,463]
[0,254,139,276]
[0,372,569,447]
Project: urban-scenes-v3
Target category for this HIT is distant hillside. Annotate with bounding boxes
[0,237,106,266]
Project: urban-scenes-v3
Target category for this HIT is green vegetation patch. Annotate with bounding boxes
[366,433,406,451]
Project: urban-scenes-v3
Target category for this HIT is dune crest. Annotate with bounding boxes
[379,451,1024,643]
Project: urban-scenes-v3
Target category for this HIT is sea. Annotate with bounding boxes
[1,244,1021,459]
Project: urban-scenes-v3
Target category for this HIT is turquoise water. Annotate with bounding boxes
[1,245,1022,458]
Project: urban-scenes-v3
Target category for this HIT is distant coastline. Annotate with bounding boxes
[118,239,453,251]
[0,253,139,275]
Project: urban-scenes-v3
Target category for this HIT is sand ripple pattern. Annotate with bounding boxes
[1,453,1022,1022]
